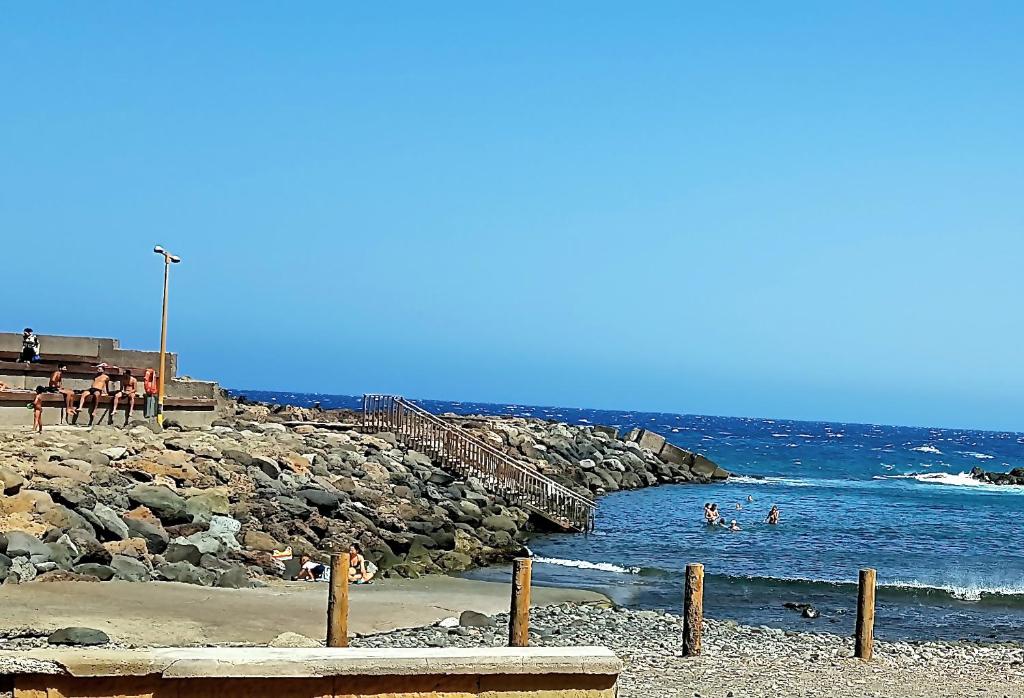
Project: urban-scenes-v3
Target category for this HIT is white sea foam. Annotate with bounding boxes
[875,472,1024,493]
[958,451,995,460]
[534,557,640,575]
[884,578,1024,601]
[911,445,943,455]
[770,433,789,438]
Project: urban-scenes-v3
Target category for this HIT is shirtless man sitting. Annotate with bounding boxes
[76,364,116,426]
[111,369,138,426]
[42,365,77,423]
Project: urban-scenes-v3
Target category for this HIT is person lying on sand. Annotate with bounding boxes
[296,555,326,581]
[766,505,780,525]
[348,543,377,584]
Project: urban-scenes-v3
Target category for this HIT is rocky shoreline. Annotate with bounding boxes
[352,604,1024,697]
[0,399,727,588]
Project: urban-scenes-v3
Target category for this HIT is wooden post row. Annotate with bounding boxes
[682,563,704,657]
[327,553,350,648]
[509,557,532,647]
[855,567,876,660]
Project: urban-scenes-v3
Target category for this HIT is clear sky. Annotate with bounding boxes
[2,3,1022,431]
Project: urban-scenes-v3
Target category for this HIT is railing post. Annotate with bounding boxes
[327,552,350,647]
[509,557,532,647]
[856,568,876,660]
[682,562,704,657]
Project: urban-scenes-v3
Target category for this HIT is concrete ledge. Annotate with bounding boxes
[3,647,622,678]
[3,647,621,698]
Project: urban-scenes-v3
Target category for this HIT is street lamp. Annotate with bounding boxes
[153,245,181,426]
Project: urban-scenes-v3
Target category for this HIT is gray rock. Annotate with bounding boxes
[92,503,130,540]
[124,517,169,554]
[459,610,495,628]
[164,542,203,565]
[4,531,49,558]
[8,557,37,582]
[0,465,25,494]
[216,566,251,589]
[297,489,340,512]
[47,627,110,646]
[127,484,188,524]
[110,555,150,582]
[481,514,517,534]
[223,449,254,467]
[72,563,115,581]
[155,561,215,586]
[252,456,280,478]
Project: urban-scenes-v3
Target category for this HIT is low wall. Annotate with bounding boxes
[0,647,621,698]
[0,333,177,378]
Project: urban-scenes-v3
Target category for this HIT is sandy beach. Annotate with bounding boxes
[0,577,604,647]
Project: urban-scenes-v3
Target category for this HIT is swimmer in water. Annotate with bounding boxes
[766,505,780,525]
[703,502,715,524]
[729,520,741,531]
[735,502,743,510]
[747,495,754,503]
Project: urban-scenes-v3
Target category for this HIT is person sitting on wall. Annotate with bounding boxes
[75,364,116,426]
[111,369,138,426]
[42,365,76,423]
[19,328,40,363]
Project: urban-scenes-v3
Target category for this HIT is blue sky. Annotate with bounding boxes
[2,3,1022,430]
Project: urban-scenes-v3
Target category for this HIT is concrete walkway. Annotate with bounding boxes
[0,578,607,646]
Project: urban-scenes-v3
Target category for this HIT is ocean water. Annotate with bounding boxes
[235,389,1024,641]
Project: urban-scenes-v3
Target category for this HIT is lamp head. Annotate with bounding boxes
[169,255,181,264]
[153,245,165,255]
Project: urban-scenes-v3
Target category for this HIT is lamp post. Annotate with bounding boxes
[153,246,181,426]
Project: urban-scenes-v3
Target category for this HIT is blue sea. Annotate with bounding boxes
[235,390,1024,642]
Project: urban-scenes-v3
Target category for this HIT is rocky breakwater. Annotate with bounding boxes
[970,466,1024,486]
[0,418,543,588]
[0,399,730,590]
[446,417,730,498]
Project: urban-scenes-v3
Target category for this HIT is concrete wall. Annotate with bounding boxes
[3,647,621,698]
[0,333,177,378]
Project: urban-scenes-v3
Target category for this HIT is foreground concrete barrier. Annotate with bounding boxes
[0,646,621,697]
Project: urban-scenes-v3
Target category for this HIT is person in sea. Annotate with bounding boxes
[111,369,138,426]
[296,555,327,581]
[19,328,40,363]
[43,365,77,423]
[704,503,721,525]
[348,543,377,584]
[728,519,742,532]
[76,364,116,426]
[766,505,781,525]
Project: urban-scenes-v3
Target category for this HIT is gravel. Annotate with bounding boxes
[353,603,1024,697]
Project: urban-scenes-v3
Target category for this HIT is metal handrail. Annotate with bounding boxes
[362,394,596,532]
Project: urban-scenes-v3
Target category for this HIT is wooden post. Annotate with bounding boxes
[327,553,350,648]
[682,563,704,657]
[509,557,532,647]
[855,567,876,660]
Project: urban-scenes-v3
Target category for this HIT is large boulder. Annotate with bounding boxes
[3,531,49,558]
[110,555,150,582]
[481,514,517,534]
[47,627,110,646]
[155,561,215,586]
[127,485,188,524]
[0,466,25,494]
[185,491,230,523]
[72,563,115,581]
[91,503,130,540]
